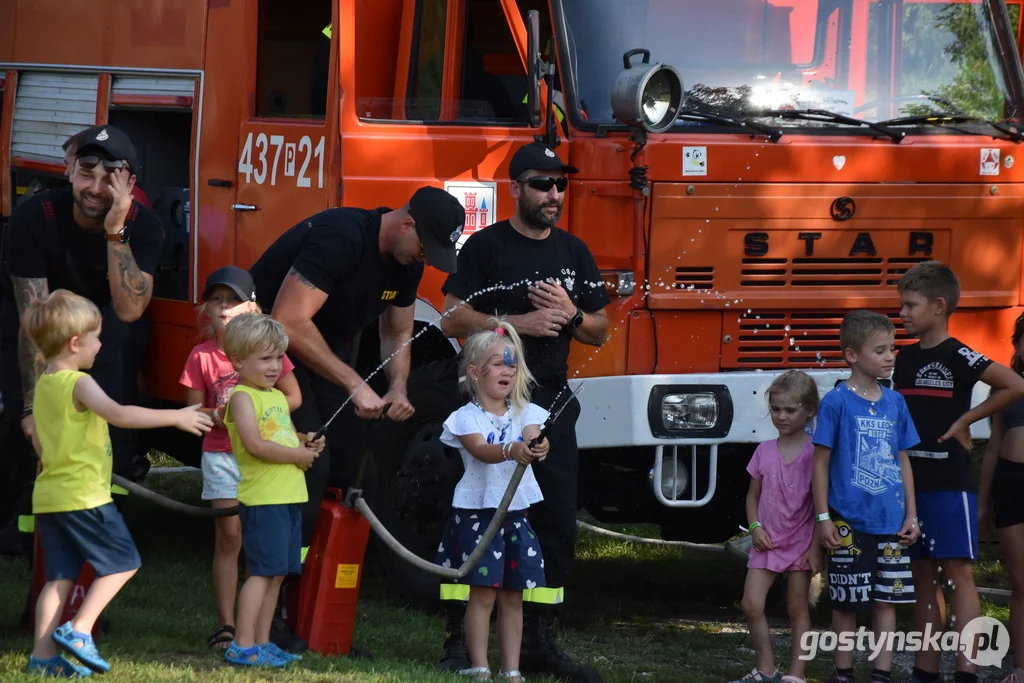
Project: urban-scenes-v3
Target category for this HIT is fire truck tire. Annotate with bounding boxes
[366,358,463,608]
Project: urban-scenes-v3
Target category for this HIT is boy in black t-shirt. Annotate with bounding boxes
[894,261,1024,683]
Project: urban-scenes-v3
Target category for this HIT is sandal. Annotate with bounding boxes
[499,670,526,682]
[51,622,109,673]
[224,642,286,668]
[260,641,301,664]
[458,666,493,680]
[207,625,235,649]
[25,654,93,678]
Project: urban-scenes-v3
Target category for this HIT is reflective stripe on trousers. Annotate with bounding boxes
[440,583,564,604]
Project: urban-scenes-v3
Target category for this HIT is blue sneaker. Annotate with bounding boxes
[51,622,109,673]
[25,653,93,677]
[260,641,301,664]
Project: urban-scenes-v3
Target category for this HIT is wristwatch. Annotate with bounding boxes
[104,226,129,243]
[569,307,584,329]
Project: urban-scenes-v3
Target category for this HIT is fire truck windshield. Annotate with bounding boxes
[557,0,1023,131]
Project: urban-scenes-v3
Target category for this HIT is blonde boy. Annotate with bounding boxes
[23,290,212,676]
[221,313,324,668]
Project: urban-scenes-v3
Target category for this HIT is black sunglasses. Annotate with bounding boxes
[522,176,568,193]
[77,155,131,172]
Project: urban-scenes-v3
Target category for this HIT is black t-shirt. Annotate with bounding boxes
[894,337,993,492]
[4,186,164,350]
[442,220,610,386]
[249,207,423,349]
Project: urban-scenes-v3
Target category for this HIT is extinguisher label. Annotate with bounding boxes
[335,563,359,589]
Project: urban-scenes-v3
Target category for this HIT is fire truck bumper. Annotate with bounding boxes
[573,369,992,509]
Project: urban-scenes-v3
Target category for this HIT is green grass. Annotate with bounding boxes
[0,470,1016,681]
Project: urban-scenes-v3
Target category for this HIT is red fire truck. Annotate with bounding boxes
[3,0,1024,604]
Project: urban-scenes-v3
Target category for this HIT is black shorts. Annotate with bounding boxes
[993,459,1024,529]
[826,511,915,612]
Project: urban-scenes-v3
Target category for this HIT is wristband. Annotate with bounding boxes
[748,521,761,533]
[815,512,831,523]
[502,442,512,461]
[21,405,33,418]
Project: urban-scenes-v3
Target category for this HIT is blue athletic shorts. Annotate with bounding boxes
[37,504,142,581]
[437,508,546,591]
[907,490,978,561]
[239,503,302,577]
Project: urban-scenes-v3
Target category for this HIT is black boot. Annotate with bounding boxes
[521,607,603,683]
[437,602,470,672]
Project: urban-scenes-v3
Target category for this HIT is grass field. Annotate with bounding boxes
[0,463,1016,682]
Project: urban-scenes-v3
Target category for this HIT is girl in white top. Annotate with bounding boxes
[436,319,551,683]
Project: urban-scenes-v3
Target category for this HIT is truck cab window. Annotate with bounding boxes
[407,0,447,121]
[256,0,332,118]
[459,0,551,124]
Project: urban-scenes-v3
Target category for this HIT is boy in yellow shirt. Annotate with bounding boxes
[23,290,213,676]
[222,313,324,668]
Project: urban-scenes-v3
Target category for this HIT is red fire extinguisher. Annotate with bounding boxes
[289,487,371,656]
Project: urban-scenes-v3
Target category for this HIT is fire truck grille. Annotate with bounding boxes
[739,257,928,288]
[675,266,714,291]
[722,311,913,368]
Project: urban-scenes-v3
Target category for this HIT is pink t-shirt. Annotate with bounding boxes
[179,339,296,453]
[746,437,815,573]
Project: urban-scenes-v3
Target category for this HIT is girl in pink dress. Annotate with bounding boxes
[731,371,823,683]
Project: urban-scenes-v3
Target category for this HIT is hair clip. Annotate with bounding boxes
[494,327,505,336]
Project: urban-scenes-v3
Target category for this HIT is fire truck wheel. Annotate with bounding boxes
[366,358,464,608]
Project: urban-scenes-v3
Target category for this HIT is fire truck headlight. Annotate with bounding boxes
[611,50,683,134]
[661,393,718,431]
[651,455,689,501]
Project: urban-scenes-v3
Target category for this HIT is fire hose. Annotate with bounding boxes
[109,388,581,579]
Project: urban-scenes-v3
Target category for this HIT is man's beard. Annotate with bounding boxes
[73,190,111,220]
[518,195,563,231]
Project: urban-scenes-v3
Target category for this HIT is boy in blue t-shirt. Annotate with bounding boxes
[812,310,922,683]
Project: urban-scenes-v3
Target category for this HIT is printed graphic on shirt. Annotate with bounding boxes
[853,416,903,495]
[260,405,299,447]
[559,268,576,293]
[212,371,240,409]
[907,361,955,398]
[958,345,989,368]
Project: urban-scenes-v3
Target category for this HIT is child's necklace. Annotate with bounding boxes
[472,397,513,442]
[846,380,879,415]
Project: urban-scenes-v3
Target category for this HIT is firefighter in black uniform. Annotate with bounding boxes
[439,143,610,683]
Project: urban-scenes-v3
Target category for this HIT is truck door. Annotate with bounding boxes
[233,0,335,269]
[339,0,556,308]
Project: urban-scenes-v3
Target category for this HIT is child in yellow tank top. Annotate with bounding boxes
[22,290,213,677]
[220,313,324,668]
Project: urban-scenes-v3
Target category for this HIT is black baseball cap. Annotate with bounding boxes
[203,266,257,303]
[409,186,465,274]
[75,125,139,172]
[509,142,579,180]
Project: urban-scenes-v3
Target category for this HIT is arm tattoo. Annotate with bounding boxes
[112,243,151,305]
[287,266,318,289]
[11,276,48,404]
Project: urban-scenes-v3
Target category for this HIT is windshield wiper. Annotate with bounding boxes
[876,113,1023,143]
[758,109,906,144]
[676,109,785,142]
